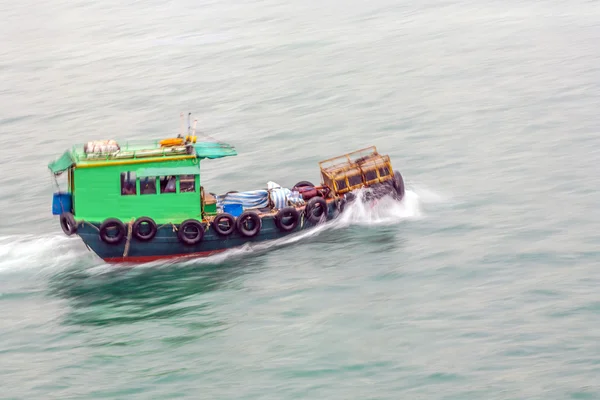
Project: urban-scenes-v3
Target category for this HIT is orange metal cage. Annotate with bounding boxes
[318,146,395,195]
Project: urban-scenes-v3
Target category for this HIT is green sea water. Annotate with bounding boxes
[2,0,600,398]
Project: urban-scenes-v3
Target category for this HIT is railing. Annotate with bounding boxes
[318,146,379,173]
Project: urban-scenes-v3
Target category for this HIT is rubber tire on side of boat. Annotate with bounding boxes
[274,207,300,232]
[305,197,328,224]
[293,181,314,189]
[392,170,405,201]
[236,211,261,237]
[132,216,157,241]
[212,213,236,236]
[99,218,127,245]
[178,219,205,246]
[60,212,77,236]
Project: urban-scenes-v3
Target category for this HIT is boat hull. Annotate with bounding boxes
[76,201,339,263]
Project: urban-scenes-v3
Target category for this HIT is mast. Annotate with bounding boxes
[179,112,184,137]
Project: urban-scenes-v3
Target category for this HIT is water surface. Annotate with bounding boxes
[1,0,600,398]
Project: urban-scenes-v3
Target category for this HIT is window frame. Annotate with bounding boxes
[120,171,137,196]
[139,176,158,195]
[159,175,177,194]
[179,174,197,193]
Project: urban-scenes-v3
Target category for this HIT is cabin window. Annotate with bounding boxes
[140,177,157,195]
[365,169,378,181]
[336,178,347,191]
[348,174,362,187]
[159,176,177,194]
[121,172,137,195]
[378,167,390,177]
[180,175,196,192]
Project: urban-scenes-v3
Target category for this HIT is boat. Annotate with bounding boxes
[47,117,405,263]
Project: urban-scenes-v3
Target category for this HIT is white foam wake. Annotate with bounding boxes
[0,234,91,275]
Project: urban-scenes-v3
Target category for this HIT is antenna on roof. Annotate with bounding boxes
[179,112,184,137]
[188,112,191,135]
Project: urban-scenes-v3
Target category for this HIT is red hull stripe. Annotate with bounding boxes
[103,249,228,264]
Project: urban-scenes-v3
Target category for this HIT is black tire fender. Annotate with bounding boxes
[274,207,300,232]
[132,216,157,241]
[178,219,205,245]
[212,213,236,236]
[236,211,261,237]
[99,218,126,245]
[60,212,77,236]
[293,180,314,189]
[392,170,405,201]
[305,197,328,224]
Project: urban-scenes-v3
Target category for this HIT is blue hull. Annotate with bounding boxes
[76,202,339,263]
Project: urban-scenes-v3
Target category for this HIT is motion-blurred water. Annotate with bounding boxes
[2,0,600,398]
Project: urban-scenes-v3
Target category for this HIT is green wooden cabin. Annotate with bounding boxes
[48,138,237,224]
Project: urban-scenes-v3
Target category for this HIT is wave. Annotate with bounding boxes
[0,234,92,275]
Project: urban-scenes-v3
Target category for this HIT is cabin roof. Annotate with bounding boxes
[48,138,237,175]
[48,150,75,175]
